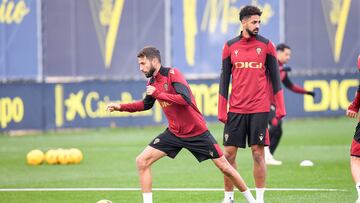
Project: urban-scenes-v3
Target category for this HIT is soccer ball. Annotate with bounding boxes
[26,149,44,165]
[45,149,58,165]
[57,148,71,165]
[68,148,83,164]
[96,199,112,203]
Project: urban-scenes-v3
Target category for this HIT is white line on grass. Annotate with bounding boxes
[0,188,347,192]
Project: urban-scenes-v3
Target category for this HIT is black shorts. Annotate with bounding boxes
[149,128,223,162]
[351,122,360,157]
[224,112,270,148]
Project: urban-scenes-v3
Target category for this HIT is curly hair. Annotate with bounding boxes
[239,5,262,21]
[137,46,161,62]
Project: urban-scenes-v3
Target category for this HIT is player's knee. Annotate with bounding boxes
[135,155,148,170]
[224,151,236,164]
[251,147,264,164]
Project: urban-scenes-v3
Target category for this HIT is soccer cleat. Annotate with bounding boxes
[356,198,360,203]
[266,157,282,165]
[221,198,234,203]
[264,147,283,165]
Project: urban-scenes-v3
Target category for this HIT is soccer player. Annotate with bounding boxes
[218,5,286,203]
[346,55,360,203]
[265,43,315,165]
[106,46,256,203]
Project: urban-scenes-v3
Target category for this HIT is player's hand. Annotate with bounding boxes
[346,109,358,118]
[106,103,120,112]
[306,91,315,97]
[282,67,292,72]
[146,85,156,95]
[271,117,279,126]
[218,113,228,124]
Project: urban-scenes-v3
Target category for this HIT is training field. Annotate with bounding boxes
[0,117,358,203]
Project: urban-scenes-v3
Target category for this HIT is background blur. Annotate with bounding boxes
[0,0,359,132]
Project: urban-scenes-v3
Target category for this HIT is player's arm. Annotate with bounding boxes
[282,72,315,97]
[218,43,232,123]
[106,96,155,113]
[106,86,156,113]
[267,41,286,119]
[347,55,360,118]
[149,69,191,106]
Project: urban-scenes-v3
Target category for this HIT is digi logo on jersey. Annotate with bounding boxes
[234,62,263,69]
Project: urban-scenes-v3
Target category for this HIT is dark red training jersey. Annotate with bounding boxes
[120,67,208,138]
[348,55,360,112]
[218,33,286,123]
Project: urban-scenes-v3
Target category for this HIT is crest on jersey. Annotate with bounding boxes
[256,47,262,55]
[234,50,239,56]
[209,151,214,157]
[164,83,168,91]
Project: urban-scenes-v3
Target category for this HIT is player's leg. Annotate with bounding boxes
[137,129,182,203]
[269,121,283,155]
[136,146,166,203]
[249,112,269,203]
[136,146,166,192]
[183,131,255,203]
[350,156,360,202]
[222,112,247,202]
[350,129,360,202]
[266,121,283,165]
[212,156,256,203]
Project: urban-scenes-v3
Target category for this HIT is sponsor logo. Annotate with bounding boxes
[0,97,24,128]
[182,0,274,66]
[224,134,229,142]
[159,101,172,108]
[153,138,160,144]
[234,62,263,69]
[0,0,30,24]
[89,0,125,68]
[321,0,351,62]
[259,133,264,141]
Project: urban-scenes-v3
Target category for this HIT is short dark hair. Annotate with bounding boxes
[239,5,262,21]
[276,43,291,51]
[137,46,161,62]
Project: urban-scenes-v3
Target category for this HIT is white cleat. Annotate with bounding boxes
[265,157,282,165]
[356,198,360,203]
[264,146,282,165]
[221,198,234,203]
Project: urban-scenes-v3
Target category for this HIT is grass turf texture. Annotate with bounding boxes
[0,117,358,202]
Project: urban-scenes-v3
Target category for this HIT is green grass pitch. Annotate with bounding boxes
[0,117,358,202]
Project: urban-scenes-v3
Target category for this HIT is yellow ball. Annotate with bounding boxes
[57,149,71,165]
[26,149,44,165]
[68,148,83,164]
[45,149,58,165]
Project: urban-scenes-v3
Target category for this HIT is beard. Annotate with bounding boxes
[144,65,156,78]
[246,28,259,37]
